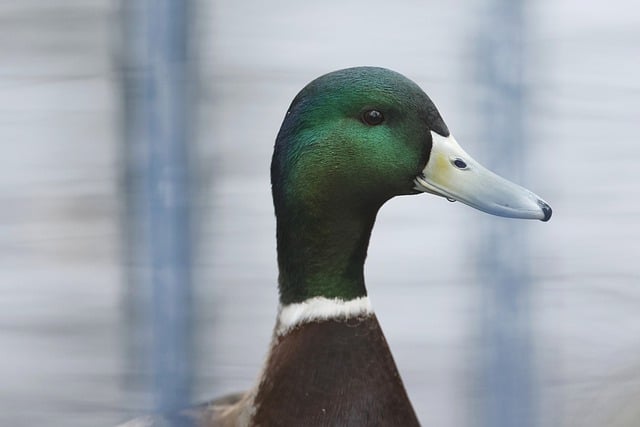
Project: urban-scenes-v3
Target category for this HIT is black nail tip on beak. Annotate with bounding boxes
[538,201,552,222]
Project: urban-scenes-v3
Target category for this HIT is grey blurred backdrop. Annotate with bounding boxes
[1,0,639,426]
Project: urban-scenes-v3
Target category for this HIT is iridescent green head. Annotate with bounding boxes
[272,67,449,215]
[271,67,551,304]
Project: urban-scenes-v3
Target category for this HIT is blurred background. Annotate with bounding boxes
[1,0,639,426]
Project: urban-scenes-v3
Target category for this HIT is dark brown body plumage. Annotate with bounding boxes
[248,314,419,426]
[122,315,420,427]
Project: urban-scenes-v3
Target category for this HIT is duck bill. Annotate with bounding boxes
[414,132,552,222]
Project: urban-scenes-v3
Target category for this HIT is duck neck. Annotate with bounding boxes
[275,204,378,305]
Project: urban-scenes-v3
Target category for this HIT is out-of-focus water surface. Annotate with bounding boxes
[2,1,640,426]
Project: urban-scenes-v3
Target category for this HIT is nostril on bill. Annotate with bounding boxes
[451,158,468,169]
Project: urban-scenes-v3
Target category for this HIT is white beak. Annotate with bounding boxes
[414,132,552,222]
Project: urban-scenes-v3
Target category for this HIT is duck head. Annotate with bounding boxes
[272,66,551,221]
[271,67,551,304]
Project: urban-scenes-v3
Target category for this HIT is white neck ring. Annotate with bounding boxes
[276,296,373,336]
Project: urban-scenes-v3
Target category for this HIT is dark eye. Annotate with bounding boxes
[362,110,384,126]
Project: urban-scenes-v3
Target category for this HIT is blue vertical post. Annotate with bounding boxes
[122,0,194,419]
[144,0,193,416]
[476,0,536,426]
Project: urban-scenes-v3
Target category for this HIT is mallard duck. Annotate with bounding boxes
[120,66,551,427]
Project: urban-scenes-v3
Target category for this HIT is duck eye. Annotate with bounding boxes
[452,158,468,169]
[362,110,384,126]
